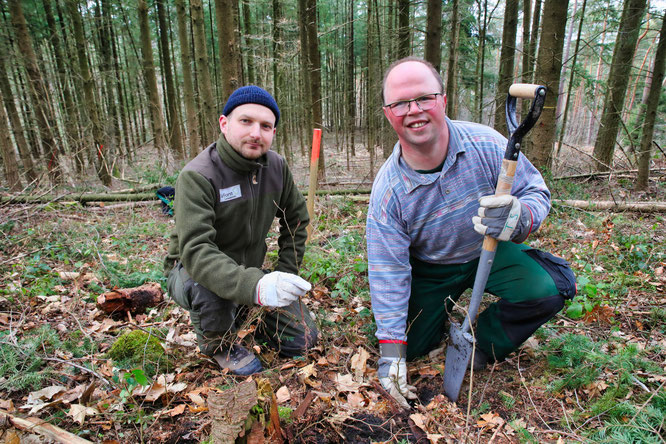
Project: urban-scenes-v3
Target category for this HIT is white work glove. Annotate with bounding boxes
[378,357,418,409]
[254,271,311,307]
[472,195,530,242]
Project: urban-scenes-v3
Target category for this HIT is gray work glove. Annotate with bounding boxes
[472,195,531,242]
[254,271,311,307]
[378,356,417,409]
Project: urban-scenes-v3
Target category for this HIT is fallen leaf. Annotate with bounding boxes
[418,366,439,377]
[27,385,66,402]
[276,386,291,403]
[68,404,99,424]
[188,392,206,406]
[427,433,444,443]
[335,373,361,392]
[347,392,366,408]
[410,412,428,431]
[350,347,369,380]
[0,399,15,412]
[165,404,187,417]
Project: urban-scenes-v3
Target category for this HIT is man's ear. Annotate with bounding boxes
[442,94,447,111]
[382,107,390,121]
[219,115,227,134]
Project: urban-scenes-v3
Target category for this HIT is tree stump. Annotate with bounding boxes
[207,380,258,443]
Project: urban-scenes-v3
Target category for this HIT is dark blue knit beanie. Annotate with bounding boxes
[222,85,280,126]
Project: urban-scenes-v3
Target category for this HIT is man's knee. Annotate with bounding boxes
[279,324,319,358]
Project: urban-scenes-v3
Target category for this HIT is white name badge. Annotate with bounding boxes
[219,185,242,202]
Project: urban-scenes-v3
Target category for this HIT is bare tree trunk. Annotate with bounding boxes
[0,92,22,191]
[96,0,120,170]
[586,1,609,146]
[304,0,324,178]
[347,0,356,158]
[636,15,666,190]
[555,0,587,160]
[215,0,242,101]
[67,0,112,185]
[0,45,36,182]
[494,0,519,131]
[43,0,79,172]
[397,0,410,58]
[191,0,217,143]
[527,0,570,170]
[592,0,647,171]
[242,0,255,86]
[8,0,61,184]
[157,0,184,160]
[555,0,577,119]
[527,0,542,83]
[446,0,460,119]
[174,0,200,158]
[138,0,167,157]
[424,0,443,72]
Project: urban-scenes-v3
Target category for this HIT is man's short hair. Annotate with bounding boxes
[381,57,445,105]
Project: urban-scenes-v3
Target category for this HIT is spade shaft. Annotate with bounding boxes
[443,84,547,402]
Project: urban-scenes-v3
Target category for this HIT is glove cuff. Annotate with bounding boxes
[512,202,533,243]
[379,340,407,359]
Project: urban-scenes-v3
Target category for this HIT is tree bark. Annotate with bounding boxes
[304,0,324,178]
[527,0,542,83]
[215,0,242,101]
[138,0,168,157]
[636,15,666,191]
[424,0,443,72]
[592,0,647,171]
[42,0,80,172]
[526,0,570,170]
[446,0,460,119]
[494,0,519,131]
[157,0,184,160]
[191,0,217,143]
[555,0,587,159]
[174,0,201,158]
[68,0,113,185]
[8,0,62,184]
[96,0,120,167]
[0,44,36,182]
[0,92,22,191]
[397,0,410,58]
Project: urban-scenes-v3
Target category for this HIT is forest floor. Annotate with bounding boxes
[0,142,665,443]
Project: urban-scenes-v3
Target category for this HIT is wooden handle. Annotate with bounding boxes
[508,83,541,99]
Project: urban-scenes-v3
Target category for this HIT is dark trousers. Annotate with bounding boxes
[167,263,318,357]
[407,242,575,361]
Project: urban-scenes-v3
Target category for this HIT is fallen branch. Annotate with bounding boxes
[0,410,93,444]
[553,168,666,181]
[553,199,666,212]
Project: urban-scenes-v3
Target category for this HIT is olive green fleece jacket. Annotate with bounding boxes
[164,134,309,306]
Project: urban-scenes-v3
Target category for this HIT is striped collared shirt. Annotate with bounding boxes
[366,118,550,344]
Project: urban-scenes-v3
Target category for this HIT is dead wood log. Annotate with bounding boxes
[553,168,666,181]
[0,410,93,444]
[554,199,666,212]
[207,379,258,443]
[96,282,164,315]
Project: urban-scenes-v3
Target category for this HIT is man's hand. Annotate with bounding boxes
[255,271,311,307]
[378,357,417,409]
[472,195,530,242]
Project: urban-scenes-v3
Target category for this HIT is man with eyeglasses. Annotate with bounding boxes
[366,57,576,408]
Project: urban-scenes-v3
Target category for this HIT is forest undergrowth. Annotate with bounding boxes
[0,149,665,443]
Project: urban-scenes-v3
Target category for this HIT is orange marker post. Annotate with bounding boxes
[306,128,322,242]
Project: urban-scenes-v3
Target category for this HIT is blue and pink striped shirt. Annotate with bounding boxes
[366,118,550,344]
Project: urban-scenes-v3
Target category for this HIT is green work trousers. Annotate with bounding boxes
[407,242,573,361]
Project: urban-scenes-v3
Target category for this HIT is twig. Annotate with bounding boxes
[43,356,112,387]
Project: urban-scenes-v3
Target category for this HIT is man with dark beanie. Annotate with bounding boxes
[165,85,318,375]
